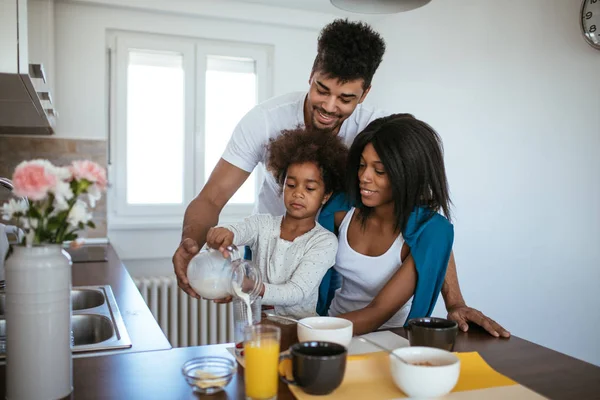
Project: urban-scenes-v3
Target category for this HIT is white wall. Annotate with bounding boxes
[53,0,328,140]
[368,0,600,366]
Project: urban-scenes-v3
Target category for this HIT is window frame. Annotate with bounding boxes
[107,31,272,230]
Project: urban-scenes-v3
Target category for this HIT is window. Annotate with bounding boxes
[109,32,271,228]
[127,50,185,205]
[205,56,257,204]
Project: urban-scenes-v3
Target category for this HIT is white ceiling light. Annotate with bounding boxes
[330,0,431,14]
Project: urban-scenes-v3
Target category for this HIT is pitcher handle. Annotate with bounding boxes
[226,244,242,262]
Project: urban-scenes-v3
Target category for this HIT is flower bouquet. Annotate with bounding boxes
[1,159,107,246]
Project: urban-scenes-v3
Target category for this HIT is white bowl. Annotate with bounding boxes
[297,317,353,348]
[389,346,460,398]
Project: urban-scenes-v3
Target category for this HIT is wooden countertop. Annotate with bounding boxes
[67,326,600,400]
[5,322,600,399]
[1,247,599,399]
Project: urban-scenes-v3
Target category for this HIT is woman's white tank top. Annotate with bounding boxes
[328,208,412,329]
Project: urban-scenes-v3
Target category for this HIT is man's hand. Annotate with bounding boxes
[173,158,251,299]
[214,296,233,304]
[206,227,234,258]
[173,238,201,299]
[447,304,510,338]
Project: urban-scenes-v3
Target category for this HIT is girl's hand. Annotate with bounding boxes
[206,227,234,258]
[241,277,264,296]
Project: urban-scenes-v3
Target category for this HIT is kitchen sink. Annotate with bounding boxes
[0,285,132,356]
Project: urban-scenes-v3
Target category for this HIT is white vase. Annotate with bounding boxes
[4,245,73,400]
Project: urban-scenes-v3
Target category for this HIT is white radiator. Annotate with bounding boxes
[134,276,235,347]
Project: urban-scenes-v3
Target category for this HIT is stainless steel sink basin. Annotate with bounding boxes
[72,314,114,346]
[0,288,106,315]
[0,314,115,350]
[72,289,106,311]
[0,285,132,356]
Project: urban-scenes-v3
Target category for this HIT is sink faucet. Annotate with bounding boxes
[0,177,27,244]
[0,177,29,207]
[0,177,28,290]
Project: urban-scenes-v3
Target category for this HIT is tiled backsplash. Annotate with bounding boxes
[0,136,107,238]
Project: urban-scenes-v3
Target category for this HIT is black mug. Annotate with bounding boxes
[279,341,347,395]
[407,317,459,351]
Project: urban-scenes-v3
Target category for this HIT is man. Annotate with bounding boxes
[173,19,510,338]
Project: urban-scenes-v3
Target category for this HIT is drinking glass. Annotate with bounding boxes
[243,324,281,400]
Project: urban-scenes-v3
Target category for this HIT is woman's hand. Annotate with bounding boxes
[447,304,510,338]
[206,227,234,258]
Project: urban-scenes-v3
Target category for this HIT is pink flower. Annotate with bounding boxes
[12,160,58,201]
[70,160,107,190]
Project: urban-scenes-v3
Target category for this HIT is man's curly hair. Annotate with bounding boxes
[267,128,348,195]
[312,19,386,89]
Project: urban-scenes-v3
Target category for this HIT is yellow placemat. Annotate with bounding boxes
[287,352,545,399]
[453,352,515,392]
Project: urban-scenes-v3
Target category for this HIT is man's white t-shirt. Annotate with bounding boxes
[221,91,387,216]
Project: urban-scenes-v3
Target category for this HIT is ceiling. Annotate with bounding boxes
[68,0,388,30]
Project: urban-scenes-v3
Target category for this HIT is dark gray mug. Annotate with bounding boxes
[279,341,347,395]
[407,317,458,351]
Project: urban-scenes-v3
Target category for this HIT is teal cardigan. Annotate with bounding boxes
[316,193,454,325]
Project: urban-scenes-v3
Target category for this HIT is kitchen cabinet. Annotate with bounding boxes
[0,0,28,74]
[0,0,56,135]
[27,0,56,102]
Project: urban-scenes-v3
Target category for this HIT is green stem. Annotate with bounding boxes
[40,195,51,243]
[15,214,23,245]
[55,182,83,243]
[55,200,76,244]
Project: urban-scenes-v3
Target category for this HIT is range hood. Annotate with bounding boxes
[0,64,56,135]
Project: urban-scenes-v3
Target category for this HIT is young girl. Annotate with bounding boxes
[323,113,455,335]
[205,128,348,319]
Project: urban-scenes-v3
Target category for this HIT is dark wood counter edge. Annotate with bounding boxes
[70,244,172,355]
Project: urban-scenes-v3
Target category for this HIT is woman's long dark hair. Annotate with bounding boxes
[346,113,452,234]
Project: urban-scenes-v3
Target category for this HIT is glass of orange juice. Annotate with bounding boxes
[244,324,281,400]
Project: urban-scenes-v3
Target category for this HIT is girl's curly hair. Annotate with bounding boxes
[267,128,348,194]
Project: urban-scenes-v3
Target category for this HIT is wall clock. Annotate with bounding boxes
[581,0,600,50]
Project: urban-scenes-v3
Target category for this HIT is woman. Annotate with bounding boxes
[325,113,454,335]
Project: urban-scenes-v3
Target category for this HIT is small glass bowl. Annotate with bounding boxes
[181,356,237,395]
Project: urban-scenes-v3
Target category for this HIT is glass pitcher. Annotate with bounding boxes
[187,245,262,301]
